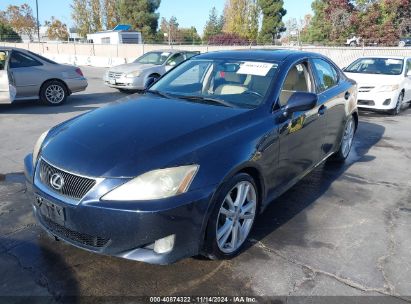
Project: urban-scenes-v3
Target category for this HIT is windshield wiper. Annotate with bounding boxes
[146,90,172,99]
[175,95,235,108]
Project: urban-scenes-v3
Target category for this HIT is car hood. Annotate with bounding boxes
[41,95,250,178]
[109,63,157,74]
[345,72,401,87]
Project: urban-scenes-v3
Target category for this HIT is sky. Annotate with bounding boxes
[0,0,313,35]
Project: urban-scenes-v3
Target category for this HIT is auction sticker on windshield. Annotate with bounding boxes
[237,61,274,76]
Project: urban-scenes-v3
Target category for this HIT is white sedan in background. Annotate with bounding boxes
[344,56,411,115]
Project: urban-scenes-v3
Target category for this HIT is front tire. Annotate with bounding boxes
[40,80,67,106]
[389,92,404,115]
[203,173,258,260]
[332,115,355,162]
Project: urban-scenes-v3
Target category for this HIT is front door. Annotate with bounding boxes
[0,50,15,104]
[274,61,326,188]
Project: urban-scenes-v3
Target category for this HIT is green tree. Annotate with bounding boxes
[224,0,249,36]
[118,0,161,42]
[88,0,102,32]
[203,7,224,42]
[103,0,120,30]
[45,17,69,41]
[1,4,36,40]
[71,0,91,37]
[178,27,202,44]
[300,0,331,44]
[0,21,21,42]
[258,0,287,44]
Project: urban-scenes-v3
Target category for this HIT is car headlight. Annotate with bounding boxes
[32,129,49,167]
[376,85,399,92]
[125,71,141,78]
[102,165,199,201]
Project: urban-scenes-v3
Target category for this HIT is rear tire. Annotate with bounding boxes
[399,41,406,48]
[203,173,258,260]
[40,80,68,106]
[332,115,355,162]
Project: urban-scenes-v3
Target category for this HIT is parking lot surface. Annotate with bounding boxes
[0,67,410,301]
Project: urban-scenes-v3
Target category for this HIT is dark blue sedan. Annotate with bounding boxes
[24,50,358,264]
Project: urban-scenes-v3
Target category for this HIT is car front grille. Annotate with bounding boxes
[359,86,374,93]
[358,100,375,106]
[41,216,109,248]
[38,159,96,200]
[108,71,123,79]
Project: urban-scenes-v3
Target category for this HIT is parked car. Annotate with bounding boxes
[25,50,358,264]
[103,49,199,92]
[398,37,411,47]
[344,56,411,115]
[0,47,87,105]
[345,34,361,47]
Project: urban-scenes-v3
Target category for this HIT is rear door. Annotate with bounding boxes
[311,58,350,158]
[0,50,16,104]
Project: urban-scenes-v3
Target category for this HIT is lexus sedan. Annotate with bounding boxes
[103,49,199,92]
[344,56,411,115]
[24,50,358,264]
[0,47,87,105]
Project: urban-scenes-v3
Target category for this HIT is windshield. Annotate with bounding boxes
[149,59,279,109]
[134,51,171,65]
[345,58,404,75]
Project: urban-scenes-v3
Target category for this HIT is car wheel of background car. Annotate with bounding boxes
[390,92,404,116]
[203,173,258,260]
[399,41,406,47]
[40,80,68,106]
[349,42,357,47]
[332,115,355,162]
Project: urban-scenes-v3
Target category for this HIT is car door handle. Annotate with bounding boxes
[318,105,327,115]
[345,91,351,100]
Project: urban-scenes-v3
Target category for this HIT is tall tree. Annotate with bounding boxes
[203,7,224,42]
[160,16,179,44]
[88,0,102,32]
[45,17,69,41]
[224,0,249,37]
[103,0,120,30]
[301,0,331,44]
[118,0,161,42]
[71,0,91,37]
[258,0,287,44]
[1,4,36,40]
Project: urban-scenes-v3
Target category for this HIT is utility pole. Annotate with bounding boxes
[35,0,40,42]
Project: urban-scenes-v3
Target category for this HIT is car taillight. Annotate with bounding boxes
[75,68,84,77]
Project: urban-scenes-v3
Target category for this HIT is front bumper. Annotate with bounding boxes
[24,155,215,264]
[103,75,146,90]
[357,90,400,110]
[65,77,88,94]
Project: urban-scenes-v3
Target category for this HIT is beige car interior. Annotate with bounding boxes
[279,63,313,107]
[214,71,272,97]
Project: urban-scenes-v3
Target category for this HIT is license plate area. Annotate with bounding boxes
[35,195,65,225]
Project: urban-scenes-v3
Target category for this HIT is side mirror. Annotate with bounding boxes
[144,76,158,91]
[283,92,318,116]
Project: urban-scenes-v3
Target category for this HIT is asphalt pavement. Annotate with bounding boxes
[0,67,410,302]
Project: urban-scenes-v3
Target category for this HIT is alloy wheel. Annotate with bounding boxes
[216,181,257,254]
[341,118,355,158]
[45,84,65,104]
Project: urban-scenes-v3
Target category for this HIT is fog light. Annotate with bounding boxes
[383,99,391,105]
[154,234,175,254]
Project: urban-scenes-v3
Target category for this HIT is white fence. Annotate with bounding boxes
[2,42,411,68]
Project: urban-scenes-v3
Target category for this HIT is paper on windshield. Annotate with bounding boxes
[161,52,171,57]
[237,62,274,76]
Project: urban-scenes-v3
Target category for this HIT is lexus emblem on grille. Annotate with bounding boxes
[50,173,64,190]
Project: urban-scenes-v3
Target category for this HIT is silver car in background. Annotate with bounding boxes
[103,49,199,92]
[0,47,87,106]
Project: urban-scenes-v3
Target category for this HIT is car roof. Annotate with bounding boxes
[195,49,321,63]
[358,55,407,60]
[145,49,194,54]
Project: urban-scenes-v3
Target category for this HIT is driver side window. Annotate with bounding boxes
[279,63,313,107]
[167,53,185,66]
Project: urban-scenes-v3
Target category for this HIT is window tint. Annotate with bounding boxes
[279,63,312,106]
[312,59,338,92]
[167,53,185,66]
[10,51,42,68]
